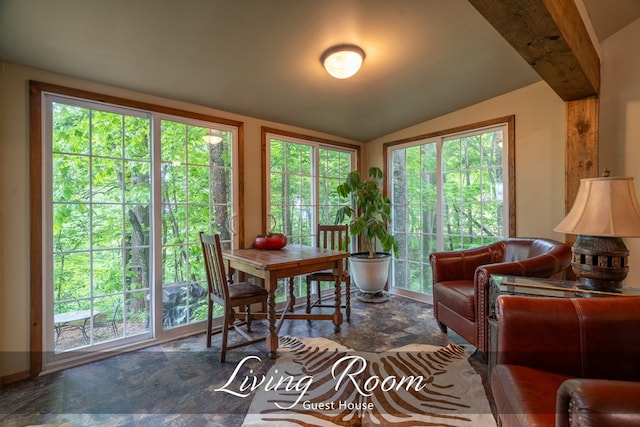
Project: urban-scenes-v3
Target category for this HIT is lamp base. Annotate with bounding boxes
[575,277,623,293]
[571,235,628,293]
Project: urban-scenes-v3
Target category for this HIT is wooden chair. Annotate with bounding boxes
[304,224,351,321]
[200,232,270,363]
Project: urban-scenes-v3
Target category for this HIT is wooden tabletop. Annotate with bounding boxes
[222,244,349,271]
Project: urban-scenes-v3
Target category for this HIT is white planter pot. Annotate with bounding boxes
[349,253,391,294]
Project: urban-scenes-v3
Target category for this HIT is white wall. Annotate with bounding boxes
[367,80,567,241]
[600,17,640,285]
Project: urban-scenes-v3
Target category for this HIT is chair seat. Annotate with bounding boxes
[433,281,475,322]
[228,282,268,300]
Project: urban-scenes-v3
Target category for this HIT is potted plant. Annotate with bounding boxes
[335,166,398,297]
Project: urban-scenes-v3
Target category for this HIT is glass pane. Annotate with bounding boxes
[53,154,90,203]
[161,282,188,328]
[92,204,122,249]
[187,125,209,165]
[124,204,151,249]
[92,296,122,344]
[125,291,150,336]
[162,245,189,284]
[124,160,151,204]
[270,139,284,172]
[161,163,186,204]
[188,165,209,204]
[188,205,210,244]
[92,157,123,203]
[53,203,90,252]
[93,249,123,296]
[124,116,150,159]
[161,121,186,163]
[91,110,123,158]
[53,252,90,302]
[163,203,187,245]
[52,103,90,154]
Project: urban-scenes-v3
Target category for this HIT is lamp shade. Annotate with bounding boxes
[554,177,640,237]
[320,44,365,79]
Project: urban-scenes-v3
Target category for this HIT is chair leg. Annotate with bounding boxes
[245,305,252,332]
[314,282,322,305]
[206,299,213,348]
[221,308,233,363]
[306,277,312,314]
[345,277,351,322]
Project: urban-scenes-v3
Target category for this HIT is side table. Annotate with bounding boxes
[487,275,640,376]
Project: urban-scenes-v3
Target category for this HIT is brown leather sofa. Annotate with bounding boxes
[491,295,640,426]
[429,238,570,356]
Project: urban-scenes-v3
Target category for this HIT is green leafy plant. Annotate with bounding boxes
[335,166,398,258]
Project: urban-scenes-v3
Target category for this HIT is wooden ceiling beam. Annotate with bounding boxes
[467,0,600,100]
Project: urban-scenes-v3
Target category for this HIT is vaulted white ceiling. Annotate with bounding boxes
[1,0,638,142]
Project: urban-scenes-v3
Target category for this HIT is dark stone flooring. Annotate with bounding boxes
[0,294,493,426]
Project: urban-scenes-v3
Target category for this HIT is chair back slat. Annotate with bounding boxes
[317,224,348,251]
[200,232,229,301]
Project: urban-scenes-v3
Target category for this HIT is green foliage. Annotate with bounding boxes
[50,98,233,346]
[335,167,398,258]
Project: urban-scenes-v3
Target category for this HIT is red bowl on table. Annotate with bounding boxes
[253,233,287,250]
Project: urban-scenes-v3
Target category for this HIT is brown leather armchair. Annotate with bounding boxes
[492,295,640,427]
[429,238,570,356]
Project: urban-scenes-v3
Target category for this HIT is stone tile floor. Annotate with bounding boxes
[1,294,494,426]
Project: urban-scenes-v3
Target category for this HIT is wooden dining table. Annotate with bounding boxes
[222,244,349,359]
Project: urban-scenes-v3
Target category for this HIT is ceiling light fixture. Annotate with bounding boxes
[203,130,223,145]
[320,44,365,79]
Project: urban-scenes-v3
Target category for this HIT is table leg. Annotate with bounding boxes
[266,276,279,359]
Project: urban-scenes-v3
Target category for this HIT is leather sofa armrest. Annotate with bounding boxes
[557,379,640,427]
[474,246,570,321]
[476,247,570,283]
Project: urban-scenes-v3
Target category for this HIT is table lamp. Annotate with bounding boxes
[554,174,640,292]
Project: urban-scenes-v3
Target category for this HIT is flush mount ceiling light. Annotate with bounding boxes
[320,44,365,79]
[202,130,223,144]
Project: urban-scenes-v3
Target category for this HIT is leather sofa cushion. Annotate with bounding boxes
[492,364,571,427]
[433,281,475,321]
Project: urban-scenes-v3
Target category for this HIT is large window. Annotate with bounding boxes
[263,128,358,297]
[386,117,514,301]
[49,101,153,355]
[31,82,241,372]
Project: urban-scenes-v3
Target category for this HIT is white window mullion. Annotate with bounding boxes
[436,139,444,252]
[151,117,163,337]
[42,95,55,362]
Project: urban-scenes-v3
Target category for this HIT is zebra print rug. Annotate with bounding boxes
[240,336,496,426]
